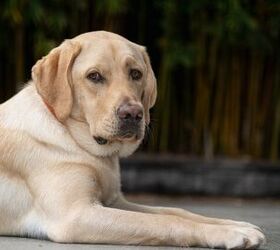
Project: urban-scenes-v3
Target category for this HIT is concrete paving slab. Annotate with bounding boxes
[0,195,279,250]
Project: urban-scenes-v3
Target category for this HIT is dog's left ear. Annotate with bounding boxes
[32,40,81,122]
[141,48,157,125]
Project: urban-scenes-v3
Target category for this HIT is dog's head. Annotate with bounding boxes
[32,31,157,157]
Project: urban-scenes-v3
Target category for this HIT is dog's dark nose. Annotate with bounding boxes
[117,103,143,123]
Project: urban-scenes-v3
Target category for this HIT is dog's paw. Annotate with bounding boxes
[226,227,265,249]
[205,224,266,249]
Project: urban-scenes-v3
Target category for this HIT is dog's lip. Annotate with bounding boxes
[116,134,138,142]
[93,134,140,145]
[118,132,136,139]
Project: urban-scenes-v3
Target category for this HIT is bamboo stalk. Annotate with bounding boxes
[14,24,24,90]
[228,51,241,156]
[248,53,263,157]
[270,58,280,160]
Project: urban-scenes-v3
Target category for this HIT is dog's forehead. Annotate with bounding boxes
[71,36,146,72]
[72,31,144,65]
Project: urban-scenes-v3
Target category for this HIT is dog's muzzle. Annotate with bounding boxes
[93,102,143,145]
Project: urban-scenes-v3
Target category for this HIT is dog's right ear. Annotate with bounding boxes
[32,41,81,122]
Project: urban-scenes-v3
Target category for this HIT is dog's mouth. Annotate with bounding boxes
[93,136,108,145]
[93,133,140,145]
[93,123,144,145]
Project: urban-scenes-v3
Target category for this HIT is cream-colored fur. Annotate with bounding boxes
[0,31,265,249]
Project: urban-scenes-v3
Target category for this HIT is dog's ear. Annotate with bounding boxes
[32,40,81,122]
[141,48,157,125]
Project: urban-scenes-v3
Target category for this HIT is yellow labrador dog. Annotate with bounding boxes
[0,31,265,249]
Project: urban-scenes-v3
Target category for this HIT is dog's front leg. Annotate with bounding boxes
[109,195,265,248]
[47,204,264,249]
[48,204,201,247]
[112,194,263,229]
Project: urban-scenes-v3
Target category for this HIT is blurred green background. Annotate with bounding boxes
[0,0,279,161]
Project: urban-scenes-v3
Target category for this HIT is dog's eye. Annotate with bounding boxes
[130,69,142,81]
[87,72,104,83]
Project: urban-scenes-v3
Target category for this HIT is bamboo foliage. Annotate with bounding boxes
[0,0,279,161]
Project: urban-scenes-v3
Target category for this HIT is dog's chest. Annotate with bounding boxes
[94,158,121,206]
